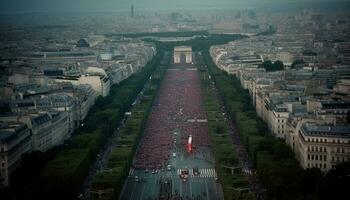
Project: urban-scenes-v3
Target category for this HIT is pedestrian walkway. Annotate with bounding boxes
[129,168,134,176]
[176,168,217,178]
[242,168,252,175]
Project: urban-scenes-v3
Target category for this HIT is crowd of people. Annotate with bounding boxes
[134,67,211,169]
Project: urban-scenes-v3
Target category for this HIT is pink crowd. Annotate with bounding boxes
[134,67,211,169]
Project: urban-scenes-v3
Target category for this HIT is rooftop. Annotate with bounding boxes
[301,123,350,138]
[174,46,192,52]
[0,122,29,143]
[31,113,51,126]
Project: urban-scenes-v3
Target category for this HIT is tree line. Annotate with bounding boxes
[202,49,349,200]
[90,53,169,200]
[198,60,255,200]
[3,48,166,200]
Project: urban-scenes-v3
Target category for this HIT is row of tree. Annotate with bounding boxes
[108,30,209,38]
[198,62,254,200]
[90,54,169,200]
[203,49,349,200]
[4,49,165,200]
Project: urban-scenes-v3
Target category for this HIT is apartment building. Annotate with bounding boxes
[293,121,350,171]
[0,122,31,187]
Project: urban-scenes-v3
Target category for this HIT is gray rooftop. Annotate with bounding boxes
[302,123,350,138]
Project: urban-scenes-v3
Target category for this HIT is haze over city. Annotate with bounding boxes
[1,0,350,12]
[0,0,349,200]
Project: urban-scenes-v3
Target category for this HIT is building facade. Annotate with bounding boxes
[0,122,31,187]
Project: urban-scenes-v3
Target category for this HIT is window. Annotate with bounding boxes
[312,155,314,160]
[324,155,327,161]
[316,155,318,160]
[324,164,327,169]
[308,154,310,160]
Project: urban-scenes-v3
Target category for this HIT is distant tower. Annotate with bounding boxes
[131,5,134,18]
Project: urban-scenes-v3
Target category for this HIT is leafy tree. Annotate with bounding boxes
[272,140,294,159]
[274,60,284,70]
[259,60,284,71]
[291,59,305,69]
[319,162,350,200]
[216,125,224,134]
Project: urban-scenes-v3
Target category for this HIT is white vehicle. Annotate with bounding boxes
[173,153,176,158]
[193,167,200,176]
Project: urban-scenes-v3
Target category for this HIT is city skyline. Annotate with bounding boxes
[0,0,350,13]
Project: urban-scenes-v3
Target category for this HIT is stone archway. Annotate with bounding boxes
[180,53,187,63]
[173,46,192,64]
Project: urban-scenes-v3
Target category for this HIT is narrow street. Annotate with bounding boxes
[78,87,147,200]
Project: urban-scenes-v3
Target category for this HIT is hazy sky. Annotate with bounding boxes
[0,0,348,13]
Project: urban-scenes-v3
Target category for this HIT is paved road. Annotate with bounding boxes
[120,64,224,200]
[120,150,222,200]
